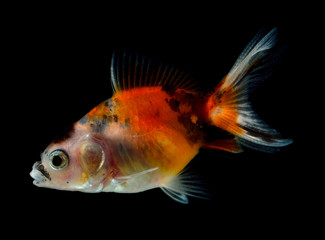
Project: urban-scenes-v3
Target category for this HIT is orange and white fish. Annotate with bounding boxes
[30,28,292,203]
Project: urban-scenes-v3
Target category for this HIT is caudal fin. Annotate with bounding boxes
[206,28,292,152]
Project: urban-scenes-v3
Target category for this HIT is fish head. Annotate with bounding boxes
[30,127,112,192]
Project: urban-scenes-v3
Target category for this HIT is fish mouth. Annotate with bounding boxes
[30,161,51,185]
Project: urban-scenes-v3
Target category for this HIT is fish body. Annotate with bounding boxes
[31,28,292,203]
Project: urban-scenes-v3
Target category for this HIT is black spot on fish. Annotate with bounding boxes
[53,124,75,144]
[37,164,51,181]
[113,115,118,122]
[178,113,204,143]
[107,115,113,123]
[241,125,281,143]
[120,118,131,129]
[118,143,128,156]
[168,98,180,113]
[90,116,109,132]
[124,118,131,127]
[104,99,114,111]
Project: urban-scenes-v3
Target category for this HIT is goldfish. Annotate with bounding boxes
[30,28,292,203]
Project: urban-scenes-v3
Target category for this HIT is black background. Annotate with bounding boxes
[7,3,316,239]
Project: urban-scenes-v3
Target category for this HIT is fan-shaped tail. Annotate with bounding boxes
[206,28,292,152]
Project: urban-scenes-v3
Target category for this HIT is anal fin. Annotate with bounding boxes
[202,138,243,153]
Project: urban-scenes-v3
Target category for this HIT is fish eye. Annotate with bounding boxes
[49,150,69,170]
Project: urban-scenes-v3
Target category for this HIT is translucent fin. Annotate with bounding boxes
[110,49,199,93]
[161,187,189,204]
[225,27,284,91]
[207,28,292,152]
[202,137,243,153]
[160,168,210,204]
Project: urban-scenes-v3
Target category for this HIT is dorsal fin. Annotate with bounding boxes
[110,49,199,93]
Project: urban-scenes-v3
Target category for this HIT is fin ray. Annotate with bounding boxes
[202,138,243,153]
[161,187,189,204]
[110,49,199,92]
[115,167,158,182]
[161,168,210,204]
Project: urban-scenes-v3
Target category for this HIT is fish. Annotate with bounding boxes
[30,28,292,204]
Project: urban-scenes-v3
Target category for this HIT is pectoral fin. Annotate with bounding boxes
[161,187,189,204]
[115,167,159,182]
